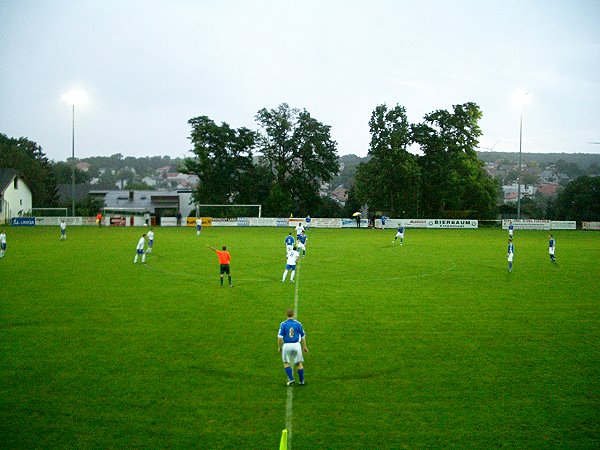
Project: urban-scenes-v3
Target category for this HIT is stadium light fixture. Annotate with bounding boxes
[62,89,88,217]
[512,90,530,219]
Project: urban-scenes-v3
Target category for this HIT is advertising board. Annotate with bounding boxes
[426,219,478,229]
[11,217,35,226]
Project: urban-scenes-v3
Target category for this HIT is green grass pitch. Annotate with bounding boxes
[1,225,598,448]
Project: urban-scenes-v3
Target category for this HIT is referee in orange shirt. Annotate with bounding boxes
[208,245,233,287]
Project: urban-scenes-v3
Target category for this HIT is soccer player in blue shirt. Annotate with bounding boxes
[297,231,308,257]
[277,308,308,386]
[507,238,515,272]
[392,225,404,245]
[305,215,311,231]
[284,232,295,253]
[508,221,514,239]
[548,234,556,263]
[380,215,387,229]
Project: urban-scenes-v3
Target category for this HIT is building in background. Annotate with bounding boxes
[0,168,33,224]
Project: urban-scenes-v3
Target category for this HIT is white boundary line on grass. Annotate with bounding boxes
[285,263,300,450]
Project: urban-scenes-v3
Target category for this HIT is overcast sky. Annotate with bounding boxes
[1,0,599,162]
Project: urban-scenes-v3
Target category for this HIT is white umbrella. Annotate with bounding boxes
[352,212,361,217]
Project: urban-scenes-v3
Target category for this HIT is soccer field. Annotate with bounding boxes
[1,226,598,448]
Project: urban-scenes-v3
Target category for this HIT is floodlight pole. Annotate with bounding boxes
[516,111,523,219]
[516,91,529,220]
[71,104,76,217]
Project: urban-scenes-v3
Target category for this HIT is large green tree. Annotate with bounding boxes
[411,103,498,219]
[353,104,420,216]
[552,176,600,221]
[182,116,264,206]
[255,103,339,216]
[50,161,90,184]
[0,133,58,207]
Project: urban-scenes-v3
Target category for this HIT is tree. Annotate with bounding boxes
[61,195,105,217]
[553,176,600,221]
[411,102,498,219]
[0,133,58,207]
[585,162,600,176]
[255,103,339,216]
[51,161,90,184]
[353,104,420,216]
[521,172,539,186]
[182,116,259,206]
[116,168,135,189]
[555,159,582,179]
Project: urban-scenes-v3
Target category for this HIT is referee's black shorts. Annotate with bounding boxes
[220,264,230,275]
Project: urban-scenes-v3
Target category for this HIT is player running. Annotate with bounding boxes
[282,245,300,282]
[392,224,404,245]
[297,230,308,257]
[59,219,67,240]
[277,308,308,386]
[284,232,295,253]
[196,218,202,236]
[548,234,556,263]
[295,222,305,239]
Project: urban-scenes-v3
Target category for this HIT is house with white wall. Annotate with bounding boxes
[0,169,33,224]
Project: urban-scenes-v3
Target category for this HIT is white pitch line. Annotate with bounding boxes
[285,263,301,450]
[285,388,294,450]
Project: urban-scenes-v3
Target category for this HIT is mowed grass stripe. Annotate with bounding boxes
[0,226,598,448]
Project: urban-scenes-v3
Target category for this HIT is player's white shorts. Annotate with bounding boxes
[281,342,303,364]
[395,232,404,239]
[549,247,555,256]
[297,242,306,251]
[286,245,293,252]
[507,253,514,262]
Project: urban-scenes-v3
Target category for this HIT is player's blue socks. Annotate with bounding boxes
[285,367,293,381]
[298,368,304,383]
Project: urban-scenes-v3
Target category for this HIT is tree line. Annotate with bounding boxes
[182,102,500,219]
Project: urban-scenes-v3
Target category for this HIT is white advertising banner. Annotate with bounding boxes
[249,217,278,227]
[551,221,576,230]
[35,217,83,226]
[503,219,551,230]
[426,219,478,229]
[161,217,178,227]
[212,219,238,227]
[341,218,368,228]
[582,221,600,230]
[312,218,342,228]
[404,219,428,228]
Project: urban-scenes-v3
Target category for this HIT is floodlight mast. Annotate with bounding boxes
[62,89,88,216]
[71,104,75,216]
[515,91,529,220]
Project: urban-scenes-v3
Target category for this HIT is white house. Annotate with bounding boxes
[0,169,33,224]
[502,183,537,203]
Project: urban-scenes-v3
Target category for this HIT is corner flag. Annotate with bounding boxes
[279,429,288,450]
